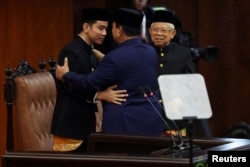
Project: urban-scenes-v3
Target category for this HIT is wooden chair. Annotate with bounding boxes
[4,58,56,151]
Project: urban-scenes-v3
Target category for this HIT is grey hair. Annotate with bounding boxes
[151,22,175,30]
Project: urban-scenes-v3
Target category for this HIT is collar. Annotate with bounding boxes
[119,38,142,47]
[155,42,171,52]
[76,35,93,54]
[78,34,94,48]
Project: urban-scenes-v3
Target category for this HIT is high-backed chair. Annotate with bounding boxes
[14,72,56,150]
[4,58,56,151]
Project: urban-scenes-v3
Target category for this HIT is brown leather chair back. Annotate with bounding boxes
[14,72,56,151]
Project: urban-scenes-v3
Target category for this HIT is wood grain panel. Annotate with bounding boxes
[197,0,250,136]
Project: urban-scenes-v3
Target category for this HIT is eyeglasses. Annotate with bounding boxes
[151,28,173,34]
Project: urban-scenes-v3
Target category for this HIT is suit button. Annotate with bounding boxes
[160,64,164,68]
[160,53,164,57]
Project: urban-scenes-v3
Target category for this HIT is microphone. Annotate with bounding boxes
[144,85,191,151]
[138,86,180,153]
[144,86,184,145]
[143,86,201,164]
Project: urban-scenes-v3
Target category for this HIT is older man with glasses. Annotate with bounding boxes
[149,10,195,136]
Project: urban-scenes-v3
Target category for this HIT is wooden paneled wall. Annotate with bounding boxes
[1,1,250,166]
[0,0,73,166]
[197,0,250,137]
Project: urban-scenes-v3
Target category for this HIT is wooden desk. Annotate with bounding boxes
[2,133,250,167]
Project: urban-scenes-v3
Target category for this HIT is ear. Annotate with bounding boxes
[83,23,90,32]
[171,29,177,39]
[149,26,153,36]
[117,26,123,37]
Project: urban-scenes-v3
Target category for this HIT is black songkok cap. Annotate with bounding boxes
[152,10,175,24]
[81,8,108,22]
[113,8,143,29]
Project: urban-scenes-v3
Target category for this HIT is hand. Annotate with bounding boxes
[56,57,69,80]
[96,85,128,105]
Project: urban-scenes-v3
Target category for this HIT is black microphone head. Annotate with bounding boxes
[144,85,153,96]
[138,86,147,98]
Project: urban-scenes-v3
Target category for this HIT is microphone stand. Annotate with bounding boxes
[144,86,200,161]
[144,86,187,148]
[138,86,179,154]
[185,117,196,167]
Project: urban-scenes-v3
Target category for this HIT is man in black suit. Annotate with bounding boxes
[50,8,127,152]
[56,8,164,137]
[149,10,195,135]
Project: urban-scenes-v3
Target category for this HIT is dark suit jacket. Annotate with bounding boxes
[154,41,195,130]
[155,41,195,75]
[64,38,164,137]
[51,35,98,140]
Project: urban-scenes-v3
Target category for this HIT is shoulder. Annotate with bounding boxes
[171,42,188,49]
[170,42,191,53]
[63,37,83,50]
[144,43,156,50]
[61,38,88,55]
